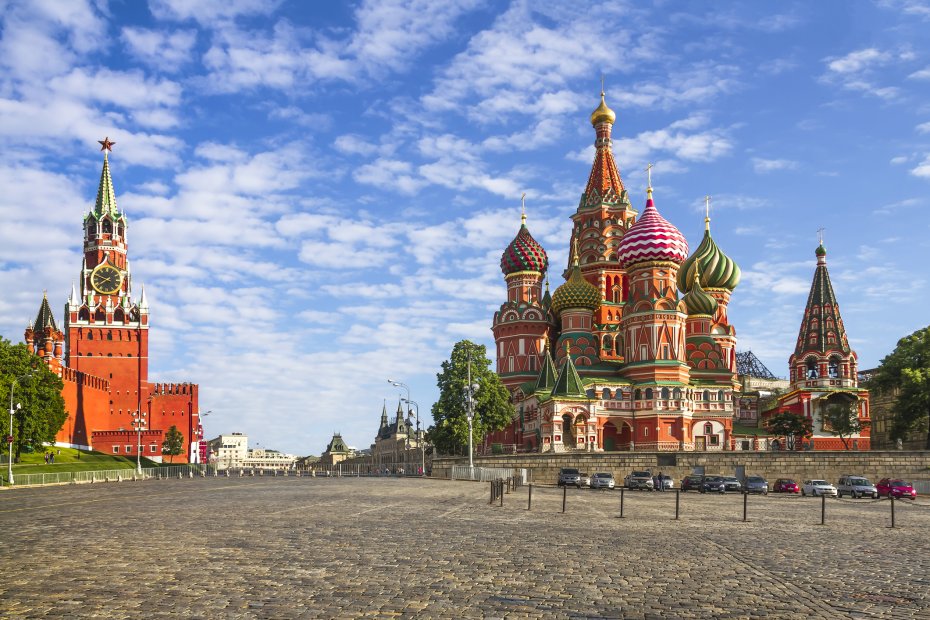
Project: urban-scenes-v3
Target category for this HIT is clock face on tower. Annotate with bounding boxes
[91,264,123,295]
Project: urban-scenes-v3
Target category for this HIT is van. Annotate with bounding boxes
[837,475,878,499]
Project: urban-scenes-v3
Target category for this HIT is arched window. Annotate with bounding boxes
[718,390,725,401]
[806,358,819,379]
[117,223,125,238]
[704,422,713,435]
[828,357,840,378]
[94,309,105,323]
[86,221,95,239]
[673,388,682,399]
[87,331,94,340]
[645,388,653,400]
[602,388,611,399]
[79,308,90,322]
[703,390,710,401]
[661,387,670,399]
[107,331,113,341]
[102,219,112,234]
[603,335,613,352]
[114,308,124,323]
[634,389,642,401]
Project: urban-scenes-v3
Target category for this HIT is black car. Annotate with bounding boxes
[700,475,726,493]
[721,476,743,493]
[681,475,704,492]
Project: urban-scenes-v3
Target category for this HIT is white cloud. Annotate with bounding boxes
[121,27,197,72]
[890,155,909,165]
[909,66,930,80]
[826,48,891,74]
[910,155,930,178]
[149,0,282,24]
[821,47,911,100]
[917,121,930,134]
[752,157,798,173]
[354,158,427,195]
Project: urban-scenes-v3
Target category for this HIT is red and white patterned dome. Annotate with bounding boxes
[616,189,689,267]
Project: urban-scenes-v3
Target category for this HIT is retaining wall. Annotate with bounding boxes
[433,451,930,486]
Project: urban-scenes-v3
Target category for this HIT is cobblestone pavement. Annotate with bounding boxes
[2,477,929,619]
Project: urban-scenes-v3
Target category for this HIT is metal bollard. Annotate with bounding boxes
[562,485,567,513]
[890,495,896,529]
[820,493,826,525]
[619,487,625,519]
[500,480,504,507]
[743,492,748,522]
[674,489,680,520]
[528,483,533,511]
[506,477,511,494]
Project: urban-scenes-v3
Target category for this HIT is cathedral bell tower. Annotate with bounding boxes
[64,138,150,427]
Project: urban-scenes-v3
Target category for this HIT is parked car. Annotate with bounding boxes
[700,475,727,493]
[579,473,592,488]
[876,478,917,499]
[558,468,582,487]
[681,475,704,492]
[837,475,879,499]
[590,472,616,489]
[624,471,654,490]
[802,480,838,497]
[773,478,800,494]
[722,476,743,493]
[744,476,768,495]
[653,474,674,490]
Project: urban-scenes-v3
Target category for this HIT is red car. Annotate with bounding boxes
[773,478,800,493]
[876,478,917,499]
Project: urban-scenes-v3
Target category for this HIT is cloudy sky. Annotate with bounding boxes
[1,0,929,455]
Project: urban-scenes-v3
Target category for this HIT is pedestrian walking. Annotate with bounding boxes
[658,471,664,491]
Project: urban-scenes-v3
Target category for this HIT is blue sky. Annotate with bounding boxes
[1,0,929,455]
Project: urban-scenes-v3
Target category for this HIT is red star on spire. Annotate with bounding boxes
[98,137,116,152]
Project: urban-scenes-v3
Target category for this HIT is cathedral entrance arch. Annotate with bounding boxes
[602,421,618,451]
[562,413,575,445]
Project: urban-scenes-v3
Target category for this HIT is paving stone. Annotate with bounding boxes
[1,479,929,618]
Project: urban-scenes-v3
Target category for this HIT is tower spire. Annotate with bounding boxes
[521,192,527,225]
[704,195,711,231]
[94,138,118,218]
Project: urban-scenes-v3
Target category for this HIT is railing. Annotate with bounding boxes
[451,466,529,483]
[6,464,219,487]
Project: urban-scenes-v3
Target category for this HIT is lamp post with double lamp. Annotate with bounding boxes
[195,410,212,469]
[131,408,147,475]
[7,372,34,485]
[402,398,424,476]
[463,351,480,469]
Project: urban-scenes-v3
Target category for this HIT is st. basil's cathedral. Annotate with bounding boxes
[23,140,202,462]
[487,92,870,453]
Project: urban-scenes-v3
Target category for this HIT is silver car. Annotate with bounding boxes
[590,472,616,489]
[837,475,879,499]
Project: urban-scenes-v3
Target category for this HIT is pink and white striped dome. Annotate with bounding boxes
[616,190,689,267]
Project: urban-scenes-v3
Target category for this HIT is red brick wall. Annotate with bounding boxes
[55,367,111,449]
[149,383,199,463]
[91,429,163,459]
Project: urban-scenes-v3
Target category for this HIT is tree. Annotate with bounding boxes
[161,425,184,463]
[819,399,869,450]
[868,325,930,449]
[427,340,512,456]
[764,412,812,450]
[0,337,67,460]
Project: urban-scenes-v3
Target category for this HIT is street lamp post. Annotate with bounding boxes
[195,410,212,469]
[131,407,147,475]
[402,398,424,476]
[463,351,480,469]
[8,372,33,485]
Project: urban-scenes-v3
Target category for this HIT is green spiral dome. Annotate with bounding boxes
[677,226,741,292]
[682,270,718,316]
[551,262,600,315]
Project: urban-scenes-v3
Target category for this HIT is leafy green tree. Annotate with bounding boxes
[868,326,930,449]
[819,400,869,450]
[0,337,67,460]
[161,425,184,463]
[764,412,812,450]
[427,340,512,456]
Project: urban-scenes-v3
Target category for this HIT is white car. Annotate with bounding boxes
[802,479,837,497]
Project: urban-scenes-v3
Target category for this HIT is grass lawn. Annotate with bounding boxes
[4,446,165,475]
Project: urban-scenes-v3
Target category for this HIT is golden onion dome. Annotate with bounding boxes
[590,91,616,126]
[551,243,600,316]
